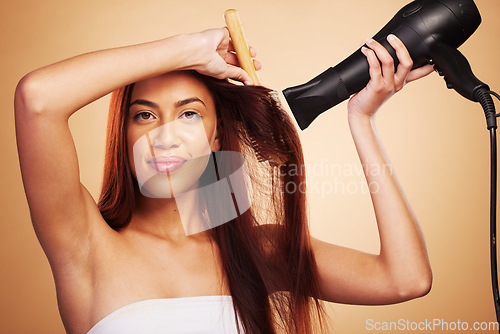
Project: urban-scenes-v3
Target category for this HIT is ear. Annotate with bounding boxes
[211,137,221,152]
[211,121,222,152]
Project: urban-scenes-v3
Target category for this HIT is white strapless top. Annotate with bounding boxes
[86,295,240,334]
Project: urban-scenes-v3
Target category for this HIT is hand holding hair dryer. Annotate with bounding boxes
[283,0,489,130]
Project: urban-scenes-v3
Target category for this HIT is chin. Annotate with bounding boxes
[137,154,210,199]
[139,174,174,198]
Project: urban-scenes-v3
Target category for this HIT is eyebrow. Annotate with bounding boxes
[129,99,159,109]
[175,97,206,108]
[129,97,206,109]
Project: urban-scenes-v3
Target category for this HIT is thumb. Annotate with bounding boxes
[406,64,435,83]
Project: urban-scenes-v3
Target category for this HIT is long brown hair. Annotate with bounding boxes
[98,71,328,333]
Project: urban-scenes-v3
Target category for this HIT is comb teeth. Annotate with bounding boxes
[249,135,287,166]
[249,136,267,163]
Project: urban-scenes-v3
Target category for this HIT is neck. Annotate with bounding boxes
[130,189,208,239]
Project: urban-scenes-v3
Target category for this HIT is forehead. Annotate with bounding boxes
[131,71,215,108]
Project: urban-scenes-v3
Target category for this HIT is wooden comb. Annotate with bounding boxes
[224,9,286,166]
[224,9,261,86]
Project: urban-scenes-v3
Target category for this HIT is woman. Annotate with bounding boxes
[15,27,433,334]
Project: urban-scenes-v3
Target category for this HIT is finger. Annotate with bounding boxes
[227,40,236,53]
[223,51,240,66]
[217,27,230,50]
[217,28,231,56]
[223,50,261,72]
[386,34,413,90]
[224,65,253,85]
[221,27,230,41]
[361,46,383,86]
[225,38,261,77]
[227,43,258,61]
[365,38,395,86]
[406,64,435,83]
[249,46,257,58]
[253,59,262,71]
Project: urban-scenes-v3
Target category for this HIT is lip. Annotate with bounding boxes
[147,156,187,174]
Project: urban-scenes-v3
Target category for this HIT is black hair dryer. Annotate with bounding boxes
[283,0,490,130]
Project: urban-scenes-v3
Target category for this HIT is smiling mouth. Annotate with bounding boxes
[147,156,187,174]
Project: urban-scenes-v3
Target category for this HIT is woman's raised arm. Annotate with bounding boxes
[311,35,434,305]
[14,28,253,267]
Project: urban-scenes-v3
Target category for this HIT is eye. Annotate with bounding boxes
[133,111,156,122]
[180,111,202,121]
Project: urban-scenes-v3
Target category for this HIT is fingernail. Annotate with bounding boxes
[244,81,252,86]
[387,34,396,41]
[366,38,374,44]
[361,46,368,53]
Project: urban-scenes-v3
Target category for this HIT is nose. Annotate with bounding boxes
[148,121,181,152]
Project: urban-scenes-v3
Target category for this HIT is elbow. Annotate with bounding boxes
[394,269,433,302]
[408,272,432,299]
[15,72,47,116]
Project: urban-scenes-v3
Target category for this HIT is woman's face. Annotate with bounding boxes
[127,71,220,198]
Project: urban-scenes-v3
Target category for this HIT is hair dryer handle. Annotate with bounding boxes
[429,41,489,102]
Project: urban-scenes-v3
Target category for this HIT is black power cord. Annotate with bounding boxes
[489,126,499,328]
[476,89,499,330]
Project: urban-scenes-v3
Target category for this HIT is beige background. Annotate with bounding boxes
[2,0,500,333]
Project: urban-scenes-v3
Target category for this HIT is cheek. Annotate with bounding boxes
[202,118,219,150]
[127,144,136,177]
[126,130,141,178]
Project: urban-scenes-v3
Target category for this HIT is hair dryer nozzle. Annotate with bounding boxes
[283,68,350,130]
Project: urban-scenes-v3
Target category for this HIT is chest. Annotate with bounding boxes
[100,238,228,298]
[57,234,230,334]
